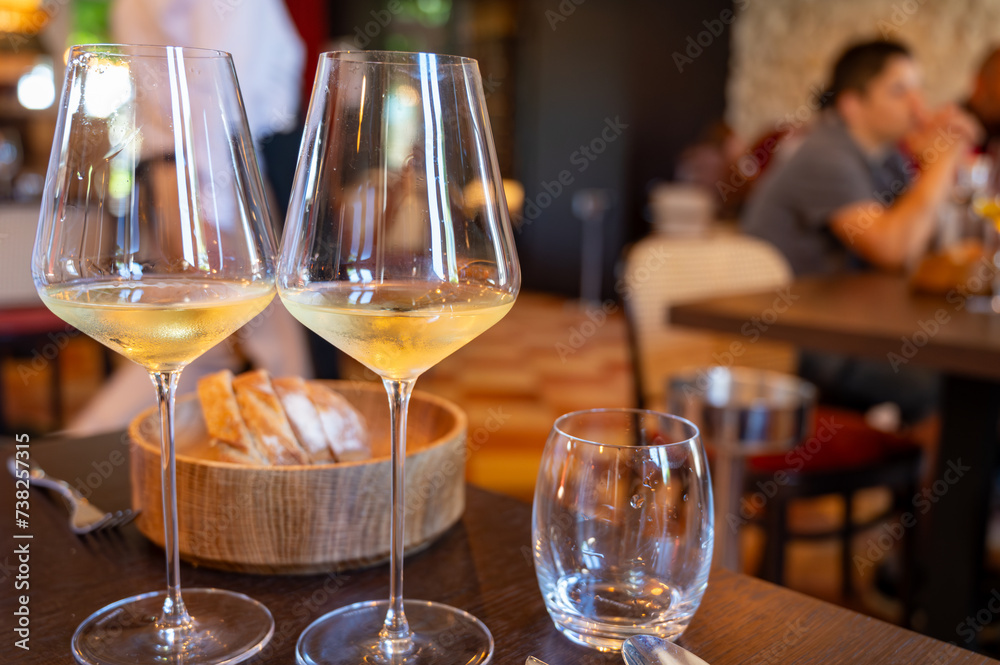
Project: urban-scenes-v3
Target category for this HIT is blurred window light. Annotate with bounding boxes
[17,63,55,110]
[83,61,132,118]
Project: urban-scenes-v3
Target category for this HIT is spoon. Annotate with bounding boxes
[525,634,709,665]
[622,634,710,665]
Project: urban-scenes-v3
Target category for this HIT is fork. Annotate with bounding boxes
[6,456,138,534]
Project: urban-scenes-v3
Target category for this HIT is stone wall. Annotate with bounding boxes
[728,0,1000,140]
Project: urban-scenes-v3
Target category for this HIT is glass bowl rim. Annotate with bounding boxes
[552,408,701,450]
[320,49,478,67]
[68,43,233,60]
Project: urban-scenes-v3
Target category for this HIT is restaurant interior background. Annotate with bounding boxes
[5,0,1000,655]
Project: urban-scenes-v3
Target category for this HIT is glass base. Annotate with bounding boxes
[550,618,686,653]
[296,599,493,665]
[72,588,274,665]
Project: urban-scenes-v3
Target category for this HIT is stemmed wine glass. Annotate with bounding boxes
[32,45,276,664]
[278,51,520,665]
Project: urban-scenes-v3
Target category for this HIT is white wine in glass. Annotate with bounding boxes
[279,51,520,665]
[281,282,514,380]
[32,44,277,665]
[41,280,275,371]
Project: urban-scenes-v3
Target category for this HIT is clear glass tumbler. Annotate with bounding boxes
[532,409,713,651]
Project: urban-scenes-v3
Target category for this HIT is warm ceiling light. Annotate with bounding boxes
[0,1,51,35]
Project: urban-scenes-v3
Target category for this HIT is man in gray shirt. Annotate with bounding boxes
[742,40,980,424]
[744,41,978,278]
[743,113,914,275]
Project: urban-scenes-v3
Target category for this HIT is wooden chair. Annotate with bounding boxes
[620,232,921,622]
[622,232,798,410]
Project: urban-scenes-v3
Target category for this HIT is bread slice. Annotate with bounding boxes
[305,382,371,462]
[232,370,309,465]
[272,376,336,463]
[214,441,266,465]
[197,370,266,464]
[198,370,372,466]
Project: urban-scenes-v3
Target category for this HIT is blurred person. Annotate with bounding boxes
[743,40,980,277]
[675,121,744,217]
[678,120,808,219]
[966,46,1000,150]
[67,0,311,435]
[742,40,981,428]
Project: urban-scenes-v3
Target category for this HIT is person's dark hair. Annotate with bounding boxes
[819,40,912,109]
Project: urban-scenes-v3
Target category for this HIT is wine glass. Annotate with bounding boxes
[278,50,520,665]
[32,44,276,664]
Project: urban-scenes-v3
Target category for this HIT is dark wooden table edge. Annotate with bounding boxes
[670,300,1000,382]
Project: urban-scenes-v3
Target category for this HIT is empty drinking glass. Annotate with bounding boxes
[532,409,713,651]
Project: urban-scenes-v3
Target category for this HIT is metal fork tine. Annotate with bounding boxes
[97,509,138,533]
[104,510,132,530]
[82,508,140,534]
[73,513,112,535]
[101,512,125,530]
[104,511,123,528]
[116,509,138,528]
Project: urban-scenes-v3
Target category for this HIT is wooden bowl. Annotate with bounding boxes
[129,381,467,574]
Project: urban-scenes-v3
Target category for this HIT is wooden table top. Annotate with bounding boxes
[670,272,1000,381]
[1,431,995,664]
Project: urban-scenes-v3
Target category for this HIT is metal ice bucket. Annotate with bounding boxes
[668,367,816,570]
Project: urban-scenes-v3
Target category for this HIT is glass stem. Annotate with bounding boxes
[150,371,193,640]
[379,377,416,656]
